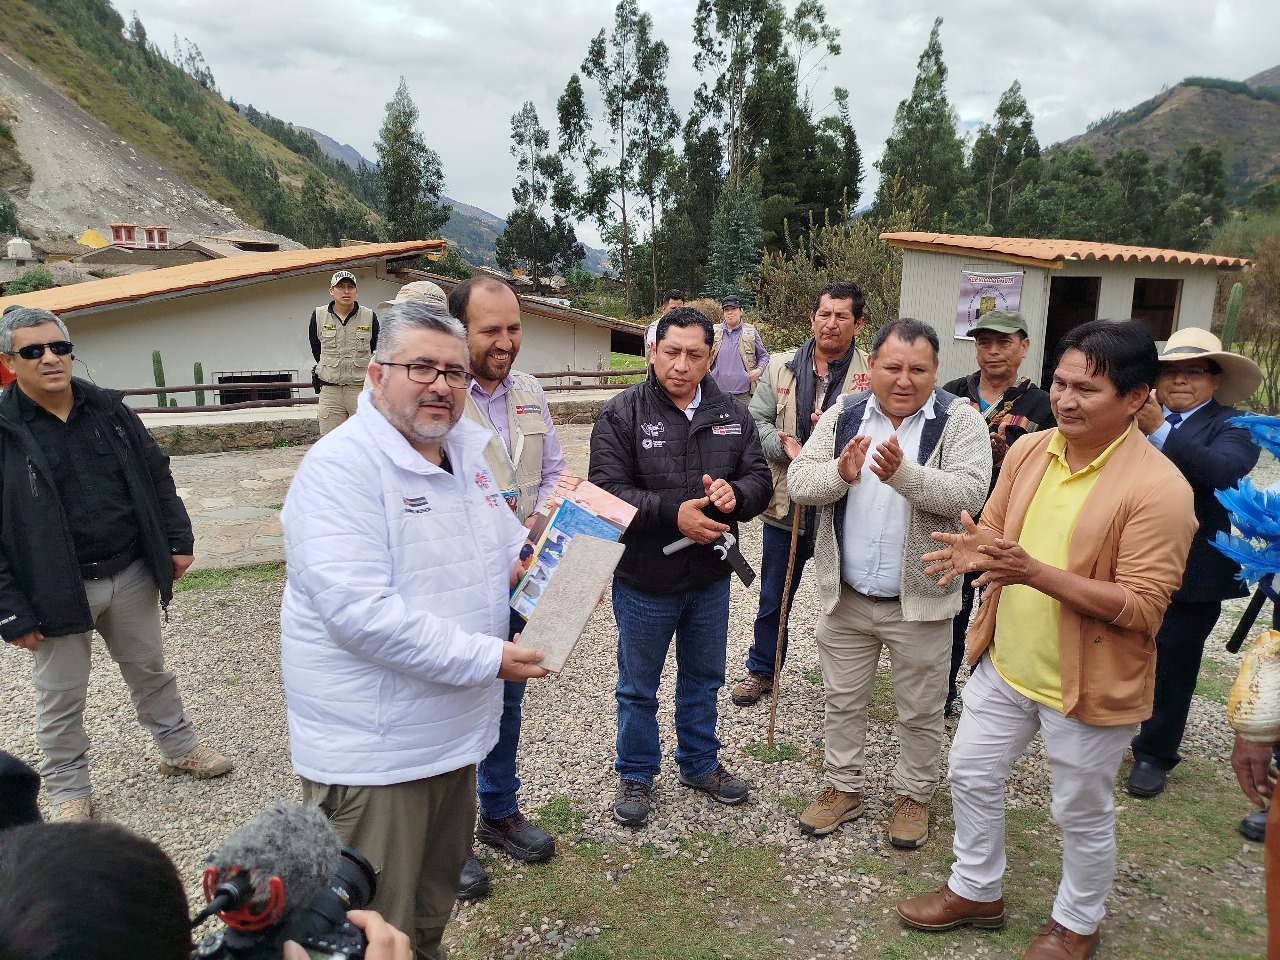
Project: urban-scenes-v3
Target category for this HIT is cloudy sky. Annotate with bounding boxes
[121,0,1280,243]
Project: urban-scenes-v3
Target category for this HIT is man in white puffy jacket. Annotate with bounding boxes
[280,300,547,960]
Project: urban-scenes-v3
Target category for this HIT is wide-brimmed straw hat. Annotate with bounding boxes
[1157,328,1262,406]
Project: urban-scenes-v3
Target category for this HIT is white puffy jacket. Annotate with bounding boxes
[280,391,524,785]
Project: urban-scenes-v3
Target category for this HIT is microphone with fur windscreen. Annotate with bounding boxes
[192,801,340,931]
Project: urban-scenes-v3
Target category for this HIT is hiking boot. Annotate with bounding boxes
[889,795,930,848]
[613,779,653,826]
[896,884,1006,931]
[678,764,749,805]
[731,671,773,707]
[49,794,93,822]
[458,850,490,901]
[798,785,864,836]
[159,742,232,779]
[476,810,556,863]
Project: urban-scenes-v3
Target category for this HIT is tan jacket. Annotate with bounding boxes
[462,373,548,522]
[968,426,1196,726]
[315,304,375,386]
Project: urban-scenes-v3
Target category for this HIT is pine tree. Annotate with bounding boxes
[705,172,763,302]
[872,17,965,227]
[375,77,451,241]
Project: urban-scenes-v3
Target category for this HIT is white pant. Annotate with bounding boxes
[947,657,1136,935]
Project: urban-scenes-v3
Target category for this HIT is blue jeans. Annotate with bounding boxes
[613,577,731,787]
[744,521,815,679]
[477,609,526,820]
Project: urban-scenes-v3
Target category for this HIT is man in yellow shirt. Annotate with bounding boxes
[896,320,1195,960]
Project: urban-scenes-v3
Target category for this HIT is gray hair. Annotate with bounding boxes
[374,301,469,366]
[0,307,71,355]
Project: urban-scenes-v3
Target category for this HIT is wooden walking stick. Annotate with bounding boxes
[767,505,803,747]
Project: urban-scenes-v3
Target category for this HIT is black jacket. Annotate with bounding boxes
[0,380,194,640]
[1158,398,1260,603]
[589,370,772,594]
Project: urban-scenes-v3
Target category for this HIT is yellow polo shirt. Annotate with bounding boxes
[990,425,1132,711]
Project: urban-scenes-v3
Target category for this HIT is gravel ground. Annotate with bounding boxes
[0,450,1274,958]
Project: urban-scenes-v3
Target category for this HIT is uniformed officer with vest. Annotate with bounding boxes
[308,270,378,435]
[447,275,567,902]
[710,294,768,403]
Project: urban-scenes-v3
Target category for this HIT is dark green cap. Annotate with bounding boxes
[966,310,1027,337]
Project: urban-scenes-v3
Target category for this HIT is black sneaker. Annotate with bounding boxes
[476,810,556,863]
[613,779,652,826]
[678,763,749,805]
[458,851,490,901]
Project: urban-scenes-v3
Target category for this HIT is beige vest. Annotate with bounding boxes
[315,303,375,386]
[764,346,870,521]
[462,372,549,522]
[713,321,759,375]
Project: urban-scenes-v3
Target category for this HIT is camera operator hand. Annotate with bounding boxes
[282,909,411,960]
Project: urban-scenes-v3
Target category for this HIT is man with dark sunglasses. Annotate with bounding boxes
[0,306,230,823]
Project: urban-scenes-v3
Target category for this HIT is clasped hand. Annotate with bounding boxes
[837,434,903,484]
[677,474,734,544]
[922,510,1039,589]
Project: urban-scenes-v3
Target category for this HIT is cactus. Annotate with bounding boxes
[1221,281,1243,350]
[169,397,177,407]
[193,361,205,406]
[152,349,166,407]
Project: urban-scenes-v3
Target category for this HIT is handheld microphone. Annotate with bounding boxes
[191,802,341,931]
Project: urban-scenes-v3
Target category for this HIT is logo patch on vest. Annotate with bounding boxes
[640,421,666,450]
[712,423,742,435]
[847,373,871,393]
[403,496,431,515]
[515,404,542,416]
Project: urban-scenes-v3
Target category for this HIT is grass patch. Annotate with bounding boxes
[802,667,823,685]
[1196,657,1235,705]
[744,741,801,763]
[534,795,590,836]
[453,834,792,960]
[175,562,285,593]
[868,671,896,723]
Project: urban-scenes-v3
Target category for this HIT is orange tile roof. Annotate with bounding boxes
[879,232,1251,270]
[0,240,446,315]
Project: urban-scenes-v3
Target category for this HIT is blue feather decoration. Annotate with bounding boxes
[1213,415,1280,586]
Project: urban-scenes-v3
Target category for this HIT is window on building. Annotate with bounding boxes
[216,370,295,405]
[1130,278,1182,342]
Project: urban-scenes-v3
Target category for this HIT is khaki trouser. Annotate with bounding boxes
[317,383,362,435]
[302,765,476,960]
[815,584,950,802]
[31,558,198,804]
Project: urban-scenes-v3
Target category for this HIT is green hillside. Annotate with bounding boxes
[1064,72,1280,206]
[0,0,379,246]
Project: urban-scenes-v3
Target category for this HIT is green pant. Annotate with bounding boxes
[302,765,476,960]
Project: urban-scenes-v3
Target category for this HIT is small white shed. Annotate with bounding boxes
[880,232,1251,388]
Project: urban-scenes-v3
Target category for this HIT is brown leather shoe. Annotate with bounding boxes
[896,884,1006,931]
[1022,920,1100,959]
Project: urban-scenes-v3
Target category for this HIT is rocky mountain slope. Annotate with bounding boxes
[1062,66,1280,204]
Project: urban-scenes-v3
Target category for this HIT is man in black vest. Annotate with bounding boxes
[0,307,230,823]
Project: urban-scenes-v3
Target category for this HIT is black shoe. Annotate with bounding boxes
[1126,760,1167,798]
[678,763,749,805]
[458,854,490,901]
[475,810,556,863]
[613,779,652,826]
[1241,808,1269,843]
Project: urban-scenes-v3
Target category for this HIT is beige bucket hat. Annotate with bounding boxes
[1157,327,1262,406]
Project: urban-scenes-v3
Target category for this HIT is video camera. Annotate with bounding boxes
[191,803,377,960]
